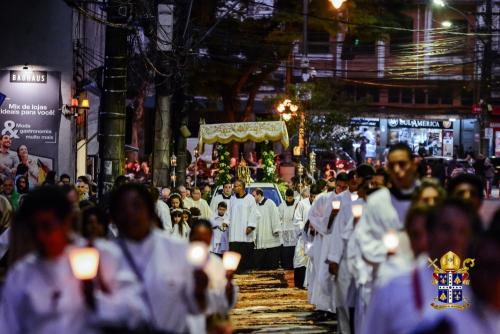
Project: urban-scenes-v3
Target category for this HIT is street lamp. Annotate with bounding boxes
[330,0,346,10]
[441,20,452,28]
[433,0,445,7]
[170,153,177,188]
[277,99,299,122]
[193,148,200,187]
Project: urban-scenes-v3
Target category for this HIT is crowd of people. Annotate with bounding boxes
[0,141,498,334]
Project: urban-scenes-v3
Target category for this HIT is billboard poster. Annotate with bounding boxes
[495,131,500,157]
[0,70,61,185]
[442,130,454,157]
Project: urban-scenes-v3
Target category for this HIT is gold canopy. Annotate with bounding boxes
[198,121,289,151]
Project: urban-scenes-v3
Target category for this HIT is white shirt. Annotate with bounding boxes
[210,215,229,254]
[122,230,201,333]
[279,199,299,247]
[171,222,191,241]
[228,193,261,243]
[209,193,232,218]
[155,200,172,233]
[184,198,213,220]
[255,198,281,249]
[0,239,148,334]
[294,197,313,230]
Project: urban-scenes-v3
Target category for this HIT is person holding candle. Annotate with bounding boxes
[0,186,149,334]
[326,165,375,334]
[109,183,209,333]
[228,180,261,273]
[187,220,238,334]
[252,188,282,270]
[210,201,230,257]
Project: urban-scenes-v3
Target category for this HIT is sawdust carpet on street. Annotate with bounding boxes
[230,270,337,333]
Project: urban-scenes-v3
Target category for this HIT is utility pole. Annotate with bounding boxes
[479,0,493,155]
[152,1,174,187]
[98,0,130,197]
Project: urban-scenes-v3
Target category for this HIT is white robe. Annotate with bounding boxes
[278,200,299,247]
[155,200,172,233]
[210,215,229,254]
[361,256,473,334]
[255,198,281,250]
[293,198,313,269]
[187,253,238,334]
[184,198,213,220]
[170,222,191,241]
[122,229,202,333]
[209,193,232,217]
[228,194,260,243]
[0,239,148,334]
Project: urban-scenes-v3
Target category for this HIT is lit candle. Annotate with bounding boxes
[332,200,341,210]
[187,242,209,268]
[350,193,359,201]
[69,247,100,280]
[352,204,363,218]
[383,229,400,253]
[223,251,241,271]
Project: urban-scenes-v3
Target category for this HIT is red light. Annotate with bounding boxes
[71,98,79,107]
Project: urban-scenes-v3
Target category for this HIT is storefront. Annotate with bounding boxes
[350,118,381,158]
[387,118,454,157]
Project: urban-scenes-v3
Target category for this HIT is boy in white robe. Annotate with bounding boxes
[252,188,282,269]
[278,188,299,269]
[0,187,148,334]
[228,180,261,273]
[210,201,230,256]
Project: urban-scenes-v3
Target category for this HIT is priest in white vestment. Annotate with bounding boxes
[228,180,261,273]
[278,188,299,269]
[184,187,213,220]
[252,188,282,269]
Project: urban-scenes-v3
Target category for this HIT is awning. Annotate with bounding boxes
[198,121,289,151]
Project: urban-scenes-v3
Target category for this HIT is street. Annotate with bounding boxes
[231,270,336,333]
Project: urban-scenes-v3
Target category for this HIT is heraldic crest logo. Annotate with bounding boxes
[428,251,475,310]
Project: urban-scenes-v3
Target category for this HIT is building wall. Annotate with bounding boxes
[0,0,74,177]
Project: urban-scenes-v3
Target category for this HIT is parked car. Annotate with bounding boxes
[211,182,284,207]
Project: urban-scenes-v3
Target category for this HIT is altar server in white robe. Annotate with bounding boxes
[184,187,213,220]
[0,187,148,334]
[210,182,232,216]
[361,199,483,334]
[187,220,238,334]
[252,188,282,269]
[355,143,418,289]
[210,201,229,256]
[151,186,173,233]
[279,188,299,269]
[307,172,349,312]
[228,180,261,273]
[293,185,321,288]
[327,165,375,334]
[109,183,210,333]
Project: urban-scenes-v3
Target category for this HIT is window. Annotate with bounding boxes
[388,88,400,103]
[367,88,379,103]
[415,89,426,104]
[401,89,412,103]
[461,88,473,106]
[441,91,453,105]
[428,90,439,104]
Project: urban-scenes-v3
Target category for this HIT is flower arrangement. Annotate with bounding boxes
[216,144,232,186]
[261,148,277,183]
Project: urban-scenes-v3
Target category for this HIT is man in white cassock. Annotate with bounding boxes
[109,184,210,333]
[152,186,173,233]
[0,187,149,334]
[307,172,349,314]
[327,165,375,334]
[278,188,299,269]
[210,182,232,216]
[228,180,261,273]
[355,143,418,290]
[293,185,321,288]
[184,187,213,220]
[252,188,281,269]
[361,199,482,334]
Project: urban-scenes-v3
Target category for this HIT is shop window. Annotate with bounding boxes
[367,88,379,103]
[461,88,473,106]
[388,88,400,103]
[428,90,439,104]
[441,91,453,105]
[415,89,426,104]
[401,88,412,104]
[356,86,367,101]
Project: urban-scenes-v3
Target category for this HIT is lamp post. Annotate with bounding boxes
[193,148,200,188]
[170,153,177,188]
